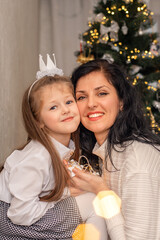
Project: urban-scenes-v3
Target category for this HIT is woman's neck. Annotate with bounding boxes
[95,132,108,146]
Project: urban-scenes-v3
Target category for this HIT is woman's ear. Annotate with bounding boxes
[120,101,123,111]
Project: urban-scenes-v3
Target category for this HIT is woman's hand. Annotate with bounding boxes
[69,185,86,197]
[70,167,109,195]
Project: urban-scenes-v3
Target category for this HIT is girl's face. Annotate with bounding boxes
[39,82,80,145]
[75,71,123,145]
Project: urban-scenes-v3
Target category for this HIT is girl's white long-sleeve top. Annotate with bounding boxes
[93,140,160,240]
[0,138,74,226]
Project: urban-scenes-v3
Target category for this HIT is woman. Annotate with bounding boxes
[69,59,160,240]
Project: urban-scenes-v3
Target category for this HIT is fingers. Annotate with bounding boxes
[63,159,68,166]
[63,159,85,178]
[72,167,92,181]
[69,186,86,196]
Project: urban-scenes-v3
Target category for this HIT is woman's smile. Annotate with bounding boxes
[87,112,104,121]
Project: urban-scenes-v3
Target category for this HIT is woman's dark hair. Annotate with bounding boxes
[71,59,160,171]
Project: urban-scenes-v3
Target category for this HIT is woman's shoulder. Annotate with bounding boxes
[131,140,160,157]
[124,140,160,175]
[4,140,50,171]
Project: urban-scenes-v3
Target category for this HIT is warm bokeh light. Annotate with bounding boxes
[72,224,85,240]
[93,191,121,219]
[72,223,100,240]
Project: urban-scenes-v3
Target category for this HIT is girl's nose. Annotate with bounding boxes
[61,104,70,114]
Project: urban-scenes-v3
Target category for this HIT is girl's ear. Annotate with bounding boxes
[39,123,44,128]
[38,119,44,128]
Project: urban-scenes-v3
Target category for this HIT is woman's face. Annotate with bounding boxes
[75,71,123,145]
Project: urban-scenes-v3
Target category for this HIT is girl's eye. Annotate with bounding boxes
[76,96,86,101]
[66,100,73,105]
[50,106,57,110]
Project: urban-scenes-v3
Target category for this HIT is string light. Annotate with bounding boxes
[88,21,92,27]
[78,0,160,134]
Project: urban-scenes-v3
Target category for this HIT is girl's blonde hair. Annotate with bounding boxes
[22,75,79,202]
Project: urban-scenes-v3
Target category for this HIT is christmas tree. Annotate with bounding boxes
[75,0,160,134]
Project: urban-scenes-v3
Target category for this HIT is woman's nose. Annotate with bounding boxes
[87,95,97,109]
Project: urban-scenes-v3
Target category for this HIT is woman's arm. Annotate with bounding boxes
[120,172,160,239]
[71,167,109,194]
[70,166,160,239]
[69,168,125,240]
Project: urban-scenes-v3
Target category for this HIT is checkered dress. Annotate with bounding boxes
[0,197,82,239]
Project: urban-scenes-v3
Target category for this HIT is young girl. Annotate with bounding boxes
[0,55,107,240]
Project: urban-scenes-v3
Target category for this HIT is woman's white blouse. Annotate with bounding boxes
[93,140,160,240]
[0,138,74,226]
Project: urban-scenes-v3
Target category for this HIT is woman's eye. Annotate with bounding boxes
[76,96,85,101]
[50,106,57,110]
[98,92,108,96]
[66,100,73,105]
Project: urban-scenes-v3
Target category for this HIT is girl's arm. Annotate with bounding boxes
[7,156,55,226]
